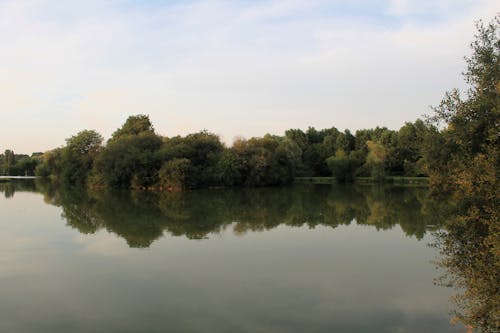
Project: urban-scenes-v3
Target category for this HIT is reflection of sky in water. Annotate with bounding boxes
[0,190,463,333]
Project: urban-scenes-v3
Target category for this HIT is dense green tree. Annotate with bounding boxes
[158,158,192,190]
[216,149,246,186]
[326,150,356,182]
[16,156,38,176]
[2,149,15,175]
[396,119,429,176]
[109,114,155,143]
[35,148,63,179]
[159,131,224,187]
[92,115,162,188]
[284,128,308,151]
[60,130,103,184]
[227,135,301,186]
[93,132,163,188]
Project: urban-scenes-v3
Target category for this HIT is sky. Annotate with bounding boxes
[0,0,498,153]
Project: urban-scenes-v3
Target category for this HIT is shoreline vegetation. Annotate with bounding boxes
[294,176,429,186]
[6,113,438,191]
[2,109,437,191]
[30,115,434,191]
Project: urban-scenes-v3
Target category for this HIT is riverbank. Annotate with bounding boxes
[294,176,429,186]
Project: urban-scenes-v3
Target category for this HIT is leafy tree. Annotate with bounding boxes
[61,130,103,184]
[365,140,387,182]
[16,156,38,176]
[2,149,15,175]
[216,149,246,186]
[427,16,499,332]
[335,129,355,153]
[326,149,357,182]
[285,128,308,151]
[397,119,430,176]
[159,131,224,187]
[230,135,301,186]
[158,158,192,190]
[93,132,163,188]
[109,114,155,143]
[35,148,64,179]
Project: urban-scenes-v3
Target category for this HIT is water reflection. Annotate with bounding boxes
[2,180,444,248]
[0,180,37,198]
[432,193,499,333]
[1,180,479,333]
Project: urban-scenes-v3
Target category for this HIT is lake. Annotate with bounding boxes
[0,181,464,333]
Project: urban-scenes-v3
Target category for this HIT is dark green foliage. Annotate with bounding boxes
[34,131,102,184]
[216,149,245,186]
[326,150,359,183]
[159,131,224,187]
[231,135,301,186]
[34,112,435,188]
[35,148,63,178]
[158,158,192,190]
[397,120,429,176]
[94,132,163,188]
[92,115,163,188]
[2,150,15,175]
[0,149,40,176]
[61,130,103,184]
[109,114,155,143]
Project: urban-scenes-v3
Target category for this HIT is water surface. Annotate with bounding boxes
[0,182,463,333]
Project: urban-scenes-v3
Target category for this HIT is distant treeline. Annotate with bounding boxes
[0,150,42,176]
[27,115,436,189]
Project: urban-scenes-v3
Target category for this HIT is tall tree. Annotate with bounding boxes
[2,149,15,175]
[61,130,103,184]
[428,16,499,332]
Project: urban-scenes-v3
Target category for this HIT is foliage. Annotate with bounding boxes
[326,149,359,182]
[365,140,387,182]
[93,132,163,188]
[158,158,192,190]
[0,150,40,176]
[61,130,103,184]
[33,113,435,188]
[109,114,155,143]
[427,16,499,332]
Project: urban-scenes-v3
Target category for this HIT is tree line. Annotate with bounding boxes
[30,115,434,189]
[0,150,42,176]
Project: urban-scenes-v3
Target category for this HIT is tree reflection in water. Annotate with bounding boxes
[7,180,442,246]
[2,180,496,332]
[431,193,499,333]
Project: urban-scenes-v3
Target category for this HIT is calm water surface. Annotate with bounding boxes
[0,181,464,333]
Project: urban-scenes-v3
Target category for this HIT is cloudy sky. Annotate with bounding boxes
[0,0,497,153]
